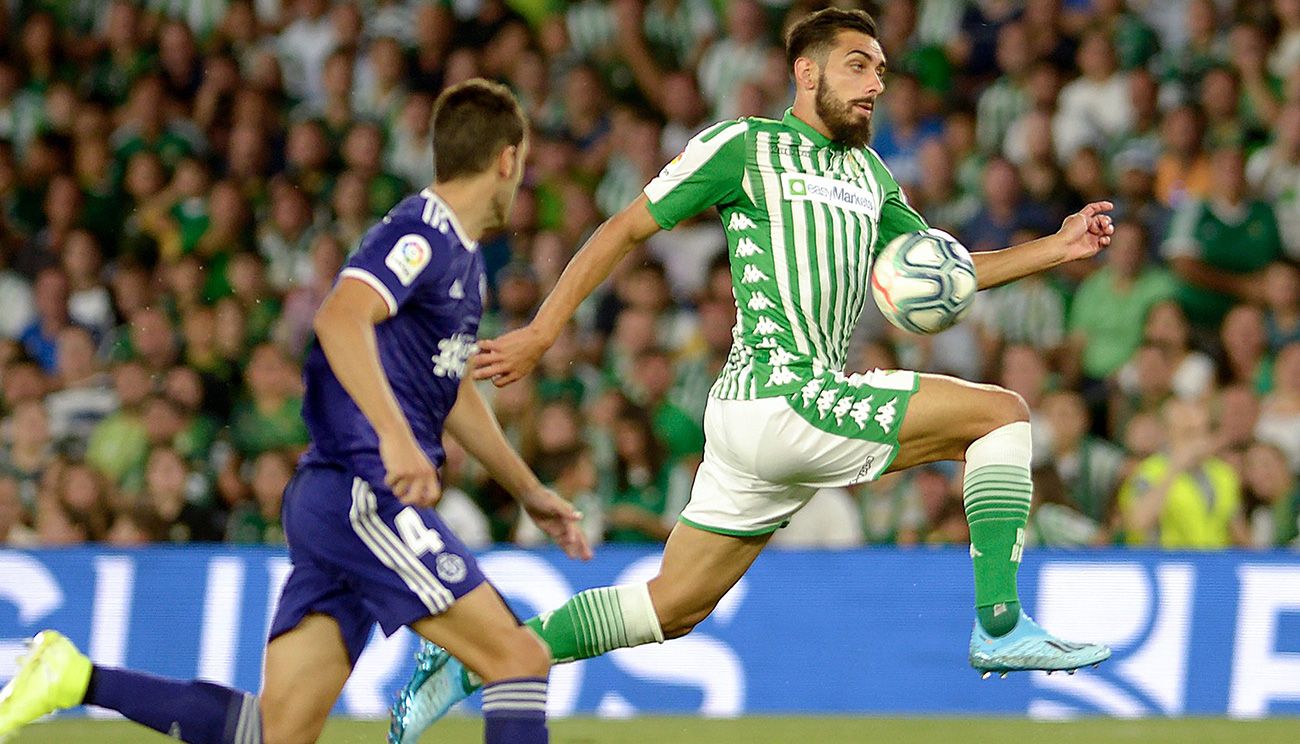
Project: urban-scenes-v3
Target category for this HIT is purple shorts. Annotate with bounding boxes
[268,462,488,665]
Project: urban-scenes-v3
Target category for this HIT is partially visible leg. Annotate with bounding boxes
[649,522,771,638]
[410,584,551,744]
[892,373,1111,674]
[0,627,276,744]
[892,373,1031,636]
[259,613,354,744]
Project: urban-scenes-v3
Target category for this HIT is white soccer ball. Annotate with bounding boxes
[870,228,978,335]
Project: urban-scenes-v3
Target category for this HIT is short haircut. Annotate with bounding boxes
[785,8,879,72]
[432,78,527,182]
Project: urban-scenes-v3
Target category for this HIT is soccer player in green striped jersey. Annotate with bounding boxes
[392,10,1115,739]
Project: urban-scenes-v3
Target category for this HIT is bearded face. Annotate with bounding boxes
[814,69,874,148]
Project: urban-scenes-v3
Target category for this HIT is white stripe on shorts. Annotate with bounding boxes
[348,478,455,613]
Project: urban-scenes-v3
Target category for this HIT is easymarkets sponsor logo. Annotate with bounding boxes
[780,172,876,215]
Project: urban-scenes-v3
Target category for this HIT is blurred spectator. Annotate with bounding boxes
[229,343,309,460]
[629,347,704,464]
[696,0,768,120]
[0,400,56,510]
[1217,304,1272,392]
[62,230,114,337]
[45,326,116,452]
[1033,391,1125,545]
[141,446,223,543]
[1053,31,1132,162]
[1241,441,1300,548]
[227,450,290,544]
[1117,301,1215,402]
[976,22,1032,155]
[0,246,35,341]
[969,229,1067,364]
[1212,384,1263,472]
[516,443,603,549]
[1247,102,1300,260]
[20,268,74,372]
[53,461,113,541]
[85,360,151,489]
[1154,104,1211,208]
[1255,342,1300,470]
[606,407,673,543]
[1263,262,1300,352]
[1068,221,1177,383]
[1164,147,1283,328]
[0,475,38,545]
[1118,398,1246,548]
[872,73,943,192]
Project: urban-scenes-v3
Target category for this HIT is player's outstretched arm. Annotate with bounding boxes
[970,201,1115,290]
[474,194,662,386]
[444,373,592,559]
[314,277,441,506]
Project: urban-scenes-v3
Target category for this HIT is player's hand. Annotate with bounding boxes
[1057,201,1115,262]
[519,487,593,561]
[473,324,550,387]
[380,432,442,507]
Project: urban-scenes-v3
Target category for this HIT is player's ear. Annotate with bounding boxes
[793,56,818,91]
[496,144,517,178]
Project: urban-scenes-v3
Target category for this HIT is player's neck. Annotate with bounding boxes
[790,98,834,141]
[428,180,492,241]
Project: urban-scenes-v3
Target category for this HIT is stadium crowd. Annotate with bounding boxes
[0,0,1297,552]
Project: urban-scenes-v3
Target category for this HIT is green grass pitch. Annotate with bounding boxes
[11,717,1299,743]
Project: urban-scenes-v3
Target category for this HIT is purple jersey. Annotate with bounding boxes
[301,189,485,486]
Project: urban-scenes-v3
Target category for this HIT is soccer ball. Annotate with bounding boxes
[870,228,978,335]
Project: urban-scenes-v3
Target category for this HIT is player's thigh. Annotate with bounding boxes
[409,583,549,683]
[260,613,353,744]
[648,521,771,638]
[890,373,1029,472]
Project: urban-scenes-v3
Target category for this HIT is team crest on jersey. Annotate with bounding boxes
[385,234,433,286]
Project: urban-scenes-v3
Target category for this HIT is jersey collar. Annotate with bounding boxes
[781,108,834,147]
[420,188,478,251]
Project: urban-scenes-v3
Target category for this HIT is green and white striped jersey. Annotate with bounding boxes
[644,109,928,403]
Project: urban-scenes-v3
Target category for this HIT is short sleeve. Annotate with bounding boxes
[340,224,445,316]
[643,119,748,231]
[869,151,929,257]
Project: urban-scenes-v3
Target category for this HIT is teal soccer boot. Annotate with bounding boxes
[388,641,476,744]
[970,611,1111,679]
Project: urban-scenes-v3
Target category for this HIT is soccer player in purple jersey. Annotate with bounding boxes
[0,79,589,744]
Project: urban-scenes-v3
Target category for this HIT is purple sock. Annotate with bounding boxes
[83,666,260,744]
[482,677,548,744]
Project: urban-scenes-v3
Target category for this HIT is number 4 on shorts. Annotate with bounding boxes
[395,507,445,556]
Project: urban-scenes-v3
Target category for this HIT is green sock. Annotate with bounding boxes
[964,463,1031,637]
[463,584,664,691]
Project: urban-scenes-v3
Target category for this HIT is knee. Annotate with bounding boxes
[475,627,551,683]
[989,387,1031,430]
[951,386,1030,459]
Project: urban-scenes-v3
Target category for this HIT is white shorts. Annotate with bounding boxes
[679,369,918,536]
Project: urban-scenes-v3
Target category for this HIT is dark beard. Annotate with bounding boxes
[815,73,873,148]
